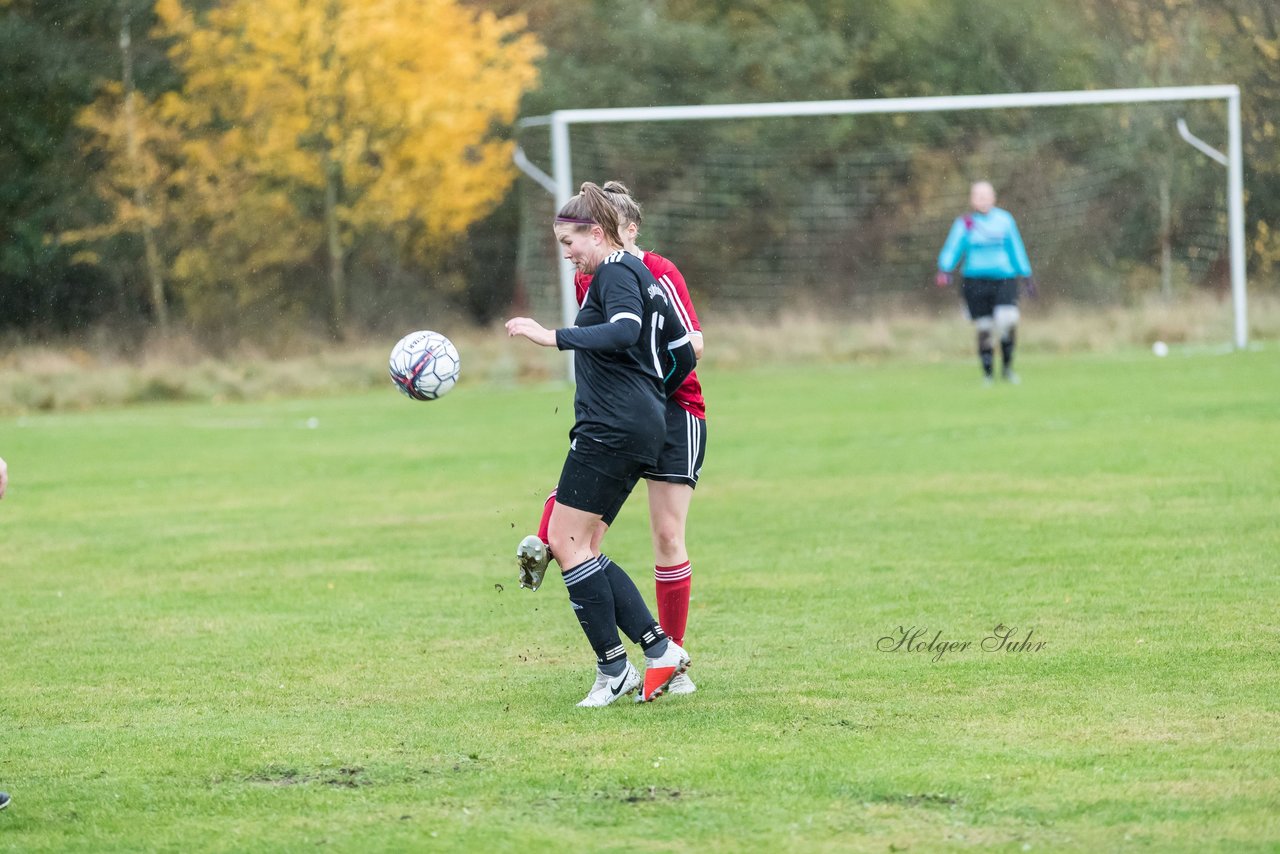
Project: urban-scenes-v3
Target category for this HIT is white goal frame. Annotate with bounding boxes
[517,85,1247,351]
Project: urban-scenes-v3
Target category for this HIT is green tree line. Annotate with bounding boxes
[1,0,1276,341]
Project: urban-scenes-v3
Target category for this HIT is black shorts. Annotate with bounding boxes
[555,437,646,526]
[643,405,706,488]
[962,278,1018,319]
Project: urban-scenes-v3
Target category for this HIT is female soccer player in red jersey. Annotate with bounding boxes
[517,181,707,696]
[507,182,697,706]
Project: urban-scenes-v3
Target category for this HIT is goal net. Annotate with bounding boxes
[515,89,1240,338]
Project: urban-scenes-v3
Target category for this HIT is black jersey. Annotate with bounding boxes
[554,250,691,463]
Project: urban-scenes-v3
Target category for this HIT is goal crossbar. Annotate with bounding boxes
[518,85,1247,351]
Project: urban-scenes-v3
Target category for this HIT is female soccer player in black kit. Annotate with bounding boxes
[505,182,698,706]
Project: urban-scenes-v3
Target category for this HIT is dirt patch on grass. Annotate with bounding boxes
[869,792,961,808]
[246,765,372,788]
[595,786,685,803]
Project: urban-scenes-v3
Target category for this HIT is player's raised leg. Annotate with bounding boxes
[518,490,609,591]
[536,489,556,546]
[516,534,550,591]
[516,490,557,590]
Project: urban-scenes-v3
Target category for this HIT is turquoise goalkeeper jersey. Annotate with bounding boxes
[937,207,1032,279]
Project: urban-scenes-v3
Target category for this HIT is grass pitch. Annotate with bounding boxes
[1,348,1278,852]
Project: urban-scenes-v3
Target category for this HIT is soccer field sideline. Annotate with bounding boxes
[1,349,1278,852]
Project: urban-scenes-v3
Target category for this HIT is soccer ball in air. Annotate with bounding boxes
[389,330,460,400]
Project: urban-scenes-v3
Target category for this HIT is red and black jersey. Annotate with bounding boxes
[575,250,706,419]
[557,251,693,464]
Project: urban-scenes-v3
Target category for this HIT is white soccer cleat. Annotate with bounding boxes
[577,663,641,707]
[516,535,550,591]
[639,641,691,703]
[666,672,697,695]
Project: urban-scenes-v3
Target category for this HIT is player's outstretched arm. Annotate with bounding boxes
[505,317,557,347]
[554,318,642,351]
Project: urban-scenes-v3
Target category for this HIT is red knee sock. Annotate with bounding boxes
[536,489,557,546]
[654,561,692,647]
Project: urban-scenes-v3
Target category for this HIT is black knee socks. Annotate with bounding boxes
[563,556,627,674]
[601,556,668,658]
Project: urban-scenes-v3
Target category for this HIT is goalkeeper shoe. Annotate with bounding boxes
[0,792,9,810]
[516,535,550,591]
[577,663,641,707]
[639,642,691,703]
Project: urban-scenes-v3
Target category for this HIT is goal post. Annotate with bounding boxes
[516,84,1247,351]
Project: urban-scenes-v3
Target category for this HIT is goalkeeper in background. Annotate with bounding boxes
[936,181,1034,384]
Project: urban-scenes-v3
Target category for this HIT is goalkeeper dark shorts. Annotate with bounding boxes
[962,277,1018,319]
[556,437,645,526]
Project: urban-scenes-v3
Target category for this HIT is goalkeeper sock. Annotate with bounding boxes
[1001,330,1016,371]
[654,561,692,647]
[563,556,626,670]
[600,556,667,656]
[536,489,556,547]
[978,330,994,377]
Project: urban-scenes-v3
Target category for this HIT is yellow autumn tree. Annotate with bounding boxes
[65,8,180,332]
[150,0,541,335]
